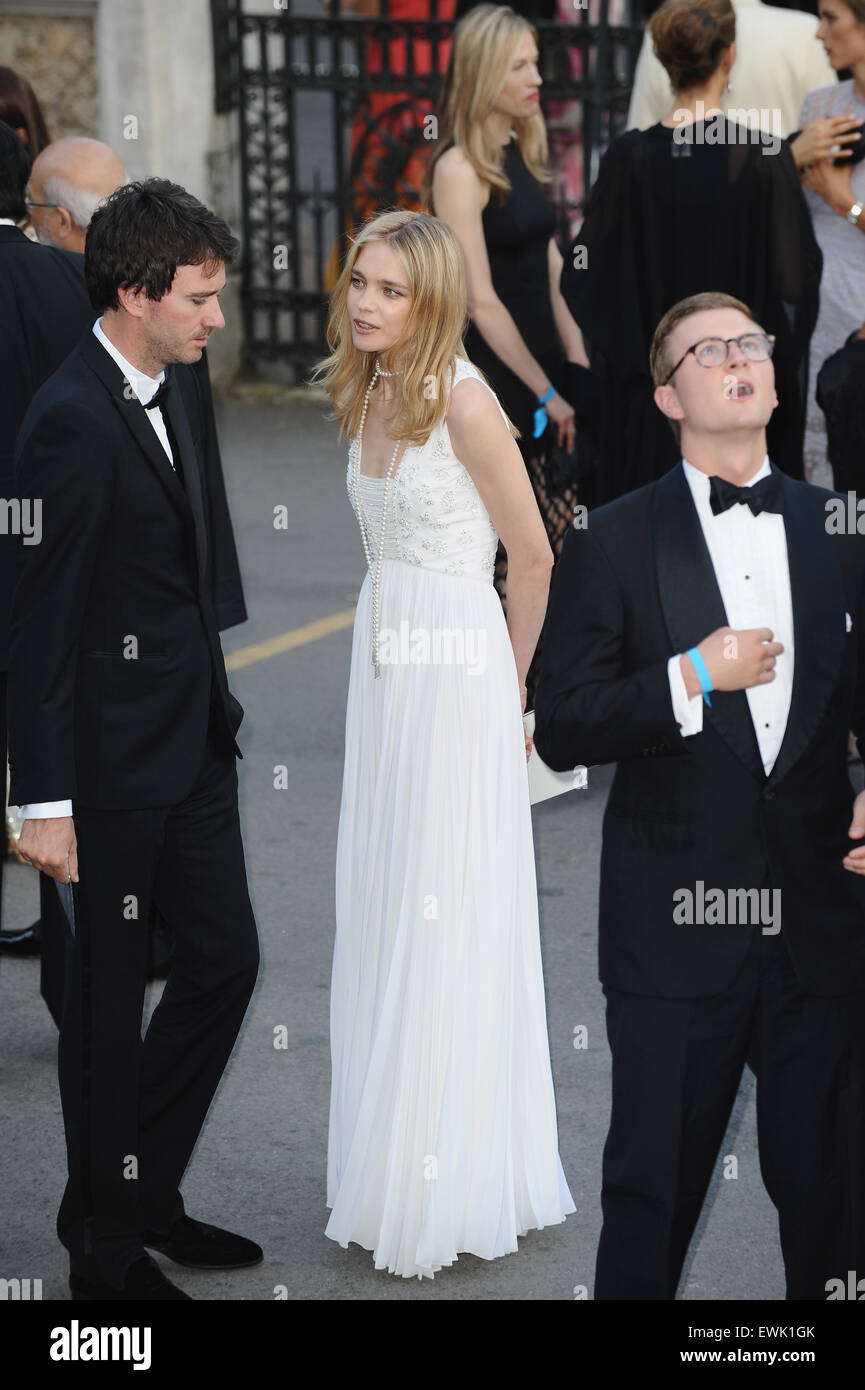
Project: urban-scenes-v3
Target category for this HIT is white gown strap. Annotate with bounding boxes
[448,357,511,431]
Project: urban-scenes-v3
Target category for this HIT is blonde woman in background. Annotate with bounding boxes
[422,4,589,707]
[314,209,575,1279]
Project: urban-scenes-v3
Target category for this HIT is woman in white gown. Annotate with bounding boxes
[316,208,575,1279]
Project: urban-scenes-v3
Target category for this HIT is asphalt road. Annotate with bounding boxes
[0,389,786,1301]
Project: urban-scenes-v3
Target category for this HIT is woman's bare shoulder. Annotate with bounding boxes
[432,144,490,209]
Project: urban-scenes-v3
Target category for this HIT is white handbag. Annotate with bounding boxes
[523,710,588,805]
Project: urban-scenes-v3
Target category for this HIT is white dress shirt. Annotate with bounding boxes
[91,317,175,467]
[666,456,795,776]
[626,0,836,139]
[17,320,174,820]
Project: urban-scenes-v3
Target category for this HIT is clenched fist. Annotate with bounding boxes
[680,626,784,698]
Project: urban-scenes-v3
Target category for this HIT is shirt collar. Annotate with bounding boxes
[681,453,772,511]
[92,317,165,406]
[0,217,20,226]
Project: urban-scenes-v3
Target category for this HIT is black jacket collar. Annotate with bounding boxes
[0,222,31,243]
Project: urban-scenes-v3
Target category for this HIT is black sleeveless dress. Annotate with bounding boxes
[439,134,578,705]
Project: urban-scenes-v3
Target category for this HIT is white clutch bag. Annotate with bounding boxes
[524,709,588,805]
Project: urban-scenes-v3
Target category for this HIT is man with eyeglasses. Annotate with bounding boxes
[534,289,865,1300]
[24,137,127,253]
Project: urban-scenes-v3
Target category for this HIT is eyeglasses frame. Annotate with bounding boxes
[661,332,777,387]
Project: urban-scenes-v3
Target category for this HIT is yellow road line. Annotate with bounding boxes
[225,607,356,672]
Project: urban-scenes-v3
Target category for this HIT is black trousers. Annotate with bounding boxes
[0,668,6,923]
[57,730,259,1286]
[595,926,865,1300]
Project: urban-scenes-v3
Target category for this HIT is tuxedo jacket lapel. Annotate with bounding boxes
[81,332,206,586]
[653,464,765,782]
[764,476,845,790]
[82,331,188,508]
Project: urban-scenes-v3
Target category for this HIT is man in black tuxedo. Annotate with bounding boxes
[7,178,260,1300]
[0,120,97,962]
[534,290,865,1300]
[1,124,248,1007]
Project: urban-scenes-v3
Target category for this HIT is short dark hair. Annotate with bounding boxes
[85,177,240,313]
[0,118,30,221]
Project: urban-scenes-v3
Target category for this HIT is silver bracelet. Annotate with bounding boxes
[846,201,863,225]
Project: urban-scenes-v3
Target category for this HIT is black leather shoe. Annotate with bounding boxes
[0,923,41,957]
[143,1215,263,1270]
[70,1253,191,1300]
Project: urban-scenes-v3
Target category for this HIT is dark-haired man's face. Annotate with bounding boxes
[136,260,226,368]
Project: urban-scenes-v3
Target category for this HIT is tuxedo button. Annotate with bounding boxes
[761,788,775,801]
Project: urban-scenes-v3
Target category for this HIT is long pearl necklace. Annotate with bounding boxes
[351,360,404,678]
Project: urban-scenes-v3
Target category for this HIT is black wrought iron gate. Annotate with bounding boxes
[210,0,644,378]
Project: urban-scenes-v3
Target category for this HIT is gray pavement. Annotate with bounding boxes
[0,391,786,1300]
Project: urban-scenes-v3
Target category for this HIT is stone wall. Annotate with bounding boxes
[0,0,243,384]
[0,3,99,141]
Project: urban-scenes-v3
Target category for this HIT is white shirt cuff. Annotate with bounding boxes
[18,800,73,818]
[667,655,704,737]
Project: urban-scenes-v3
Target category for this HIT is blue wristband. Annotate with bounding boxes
[533,386,555,439]
[685,647,713,707]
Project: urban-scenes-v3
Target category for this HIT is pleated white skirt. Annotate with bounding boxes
[326,559,575,1278]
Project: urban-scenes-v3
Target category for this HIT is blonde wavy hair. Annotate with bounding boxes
[311,208,517,445]
[421,3,550,211]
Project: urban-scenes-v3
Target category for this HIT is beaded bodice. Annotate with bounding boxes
[347,357,504,584]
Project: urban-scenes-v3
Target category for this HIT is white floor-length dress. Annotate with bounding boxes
[326,356,576,1278]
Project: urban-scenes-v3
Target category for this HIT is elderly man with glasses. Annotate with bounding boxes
[24,137,127,253]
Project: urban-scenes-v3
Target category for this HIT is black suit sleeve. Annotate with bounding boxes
[533,525,684,771]
[8,404,114,803]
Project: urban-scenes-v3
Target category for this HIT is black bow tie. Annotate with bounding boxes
[708,471,783,517]
[143,371,172,411]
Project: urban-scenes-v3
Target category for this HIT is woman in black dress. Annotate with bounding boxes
[422,3,588,704]
[561,0,822,504]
